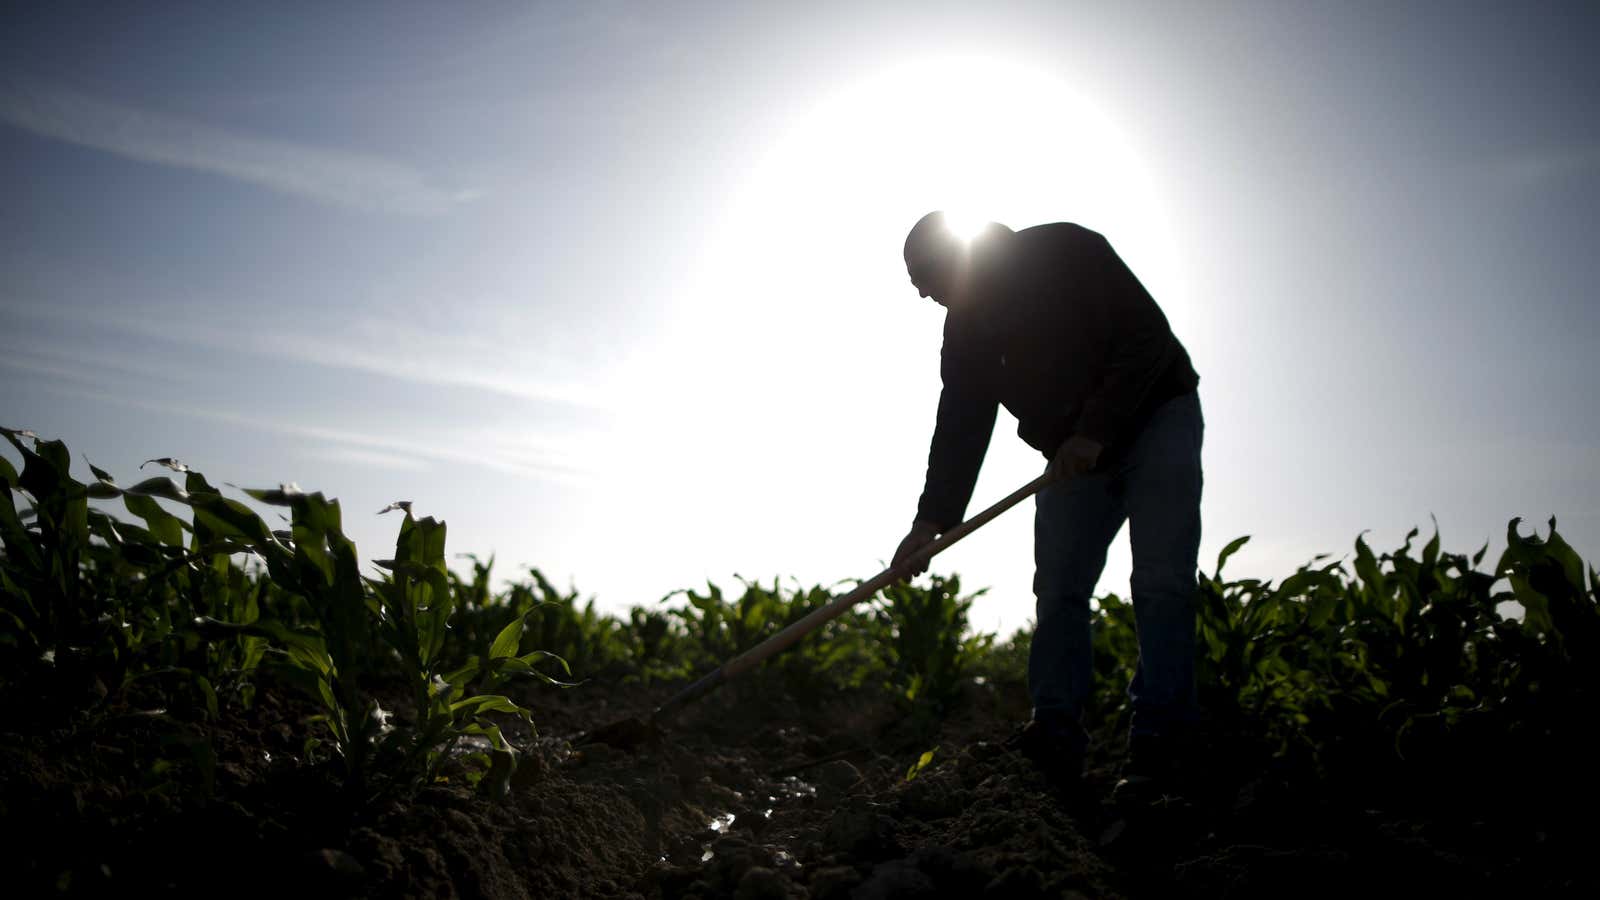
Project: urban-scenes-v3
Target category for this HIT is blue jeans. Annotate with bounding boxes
[1029,390,1204,752]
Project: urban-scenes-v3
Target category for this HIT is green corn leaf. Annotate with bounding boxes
[85,460,116,484]
[191,616,327,655]
[462,723,517,799]
[124,493,188,547]
[442,659,480,687]
[519,649,572,676]
[243,484,307,506]
[1215,535,1250,576]
[184,469,221,495]
[0,485,39,568]
[0,452,19,488]
[905,745,939,781]
[141,457,190,473]
[1308,592,1340,630]
[0,607,31,642]
[491,613,527,659]
[196,674,219,719]
[126,476,191,502]
[1541,518,1587,594]
[86,508,130,548]
[474,655,580,688]
[291,491,344,540]
[448,694,528,717]
[1397,527,1420,560]
[1354,532,1387,600]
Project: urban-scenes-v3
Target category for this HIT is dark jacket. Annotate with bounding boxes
[914,222,1199,530]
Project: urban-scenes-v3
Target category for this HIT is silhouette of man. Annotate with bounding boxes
[889,211,1203,798]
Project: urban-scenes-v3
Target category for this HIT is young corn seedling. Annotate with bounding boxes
[875,574,992,712]
[367,503,570,799]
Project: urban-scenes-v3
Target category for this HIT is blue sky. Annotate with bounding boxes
[3,1,1597,637]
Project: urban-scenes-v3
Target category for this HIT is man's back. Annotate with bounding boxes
[946,222,1198,459]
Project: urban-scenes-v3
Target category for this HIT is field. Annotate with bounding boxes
[3,427,1597,898]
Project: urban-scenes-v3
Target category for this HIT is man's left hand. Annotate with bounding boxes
[1049,435,1104,481]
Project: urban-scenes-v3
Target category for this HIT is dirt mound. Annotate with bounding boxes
[6,673,1594,898]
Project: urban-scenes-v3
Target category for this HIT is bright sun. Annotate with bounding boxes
[623,53,1189,610]
[941,210,990,242]
[641,53,1187,529]
[709,54,1179,307]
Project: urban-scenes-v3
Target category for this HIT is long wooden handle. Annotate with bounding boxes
[651,471,1057,723]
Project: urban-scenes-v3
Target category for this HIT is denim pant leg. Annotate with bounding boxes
[1030,468,1127,753]
[1122,391,1205,739]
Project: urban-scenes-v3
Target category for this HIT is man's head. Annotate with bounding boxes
[903,210,1002,307]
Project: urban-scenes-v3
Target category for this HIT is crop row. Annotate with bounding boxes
[3,427,1597,809]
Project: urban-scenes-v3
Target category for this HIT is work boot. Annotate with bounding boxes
[1003,719,1084,790]
[1111,733,1189,807]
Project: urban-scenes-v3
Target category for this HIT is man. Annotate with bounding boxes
[889,211,1203,800]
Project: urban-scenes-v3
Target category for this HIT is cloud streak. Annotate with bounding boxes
[19,378,601,486]
[298,445,432,472]
[0,334,191,388]
[1,298,613,411]
[0,81,473,215]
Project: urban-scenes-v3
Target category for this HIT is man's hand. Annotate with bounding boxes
[891,520,942,580]
[1049,434,1104,481]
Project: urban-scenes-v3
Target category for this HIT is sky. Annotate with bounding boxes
[3,1,1597,638]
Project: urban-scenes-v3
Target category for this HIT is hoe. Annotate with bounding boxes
[580,471,1055,750]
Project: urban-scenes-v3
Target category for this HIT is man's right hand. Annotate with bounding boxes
[891,521,942,580]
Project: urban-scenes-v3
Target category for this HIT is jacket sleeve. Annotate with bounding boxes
[915,317,998,531]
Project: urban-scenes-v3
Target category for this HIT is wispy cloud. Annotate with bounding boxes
[21,379,601,485]
[0,334,191,388]
[298,445,432,472]
[1,299,613,411]
[0,350,104,388]
[251,322,614,410]
[0,81,474,215]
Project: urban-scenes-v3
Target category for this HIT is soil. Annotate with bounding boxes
[3,671,1594,899]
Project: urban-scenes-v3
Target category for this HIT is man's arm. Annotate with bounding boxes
[914,318,999,532]
[894,322,997,579]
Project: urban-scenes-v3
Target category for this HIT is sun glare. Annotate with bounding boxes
[707,54,1180,307]
[653,51,1187,419]
[942,210,988,242]
[637,53,1188,548]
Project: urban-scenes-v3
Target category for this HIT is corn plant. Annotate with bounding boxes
[364,505,563,798]
[778,579,884,691]
[208,490,559,800]
[874,574,992,709]
[1,430,560,803]
[666,579,775,664]
[1178,518,1599,796]
[0,429,268,719]
[665,576,883,694]
[512,569,630,679]
[1085,591,1142,735]
[444,557,640,685]
[969,623,1031,687]
[621,606,696,683]
[904,745,939,781]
